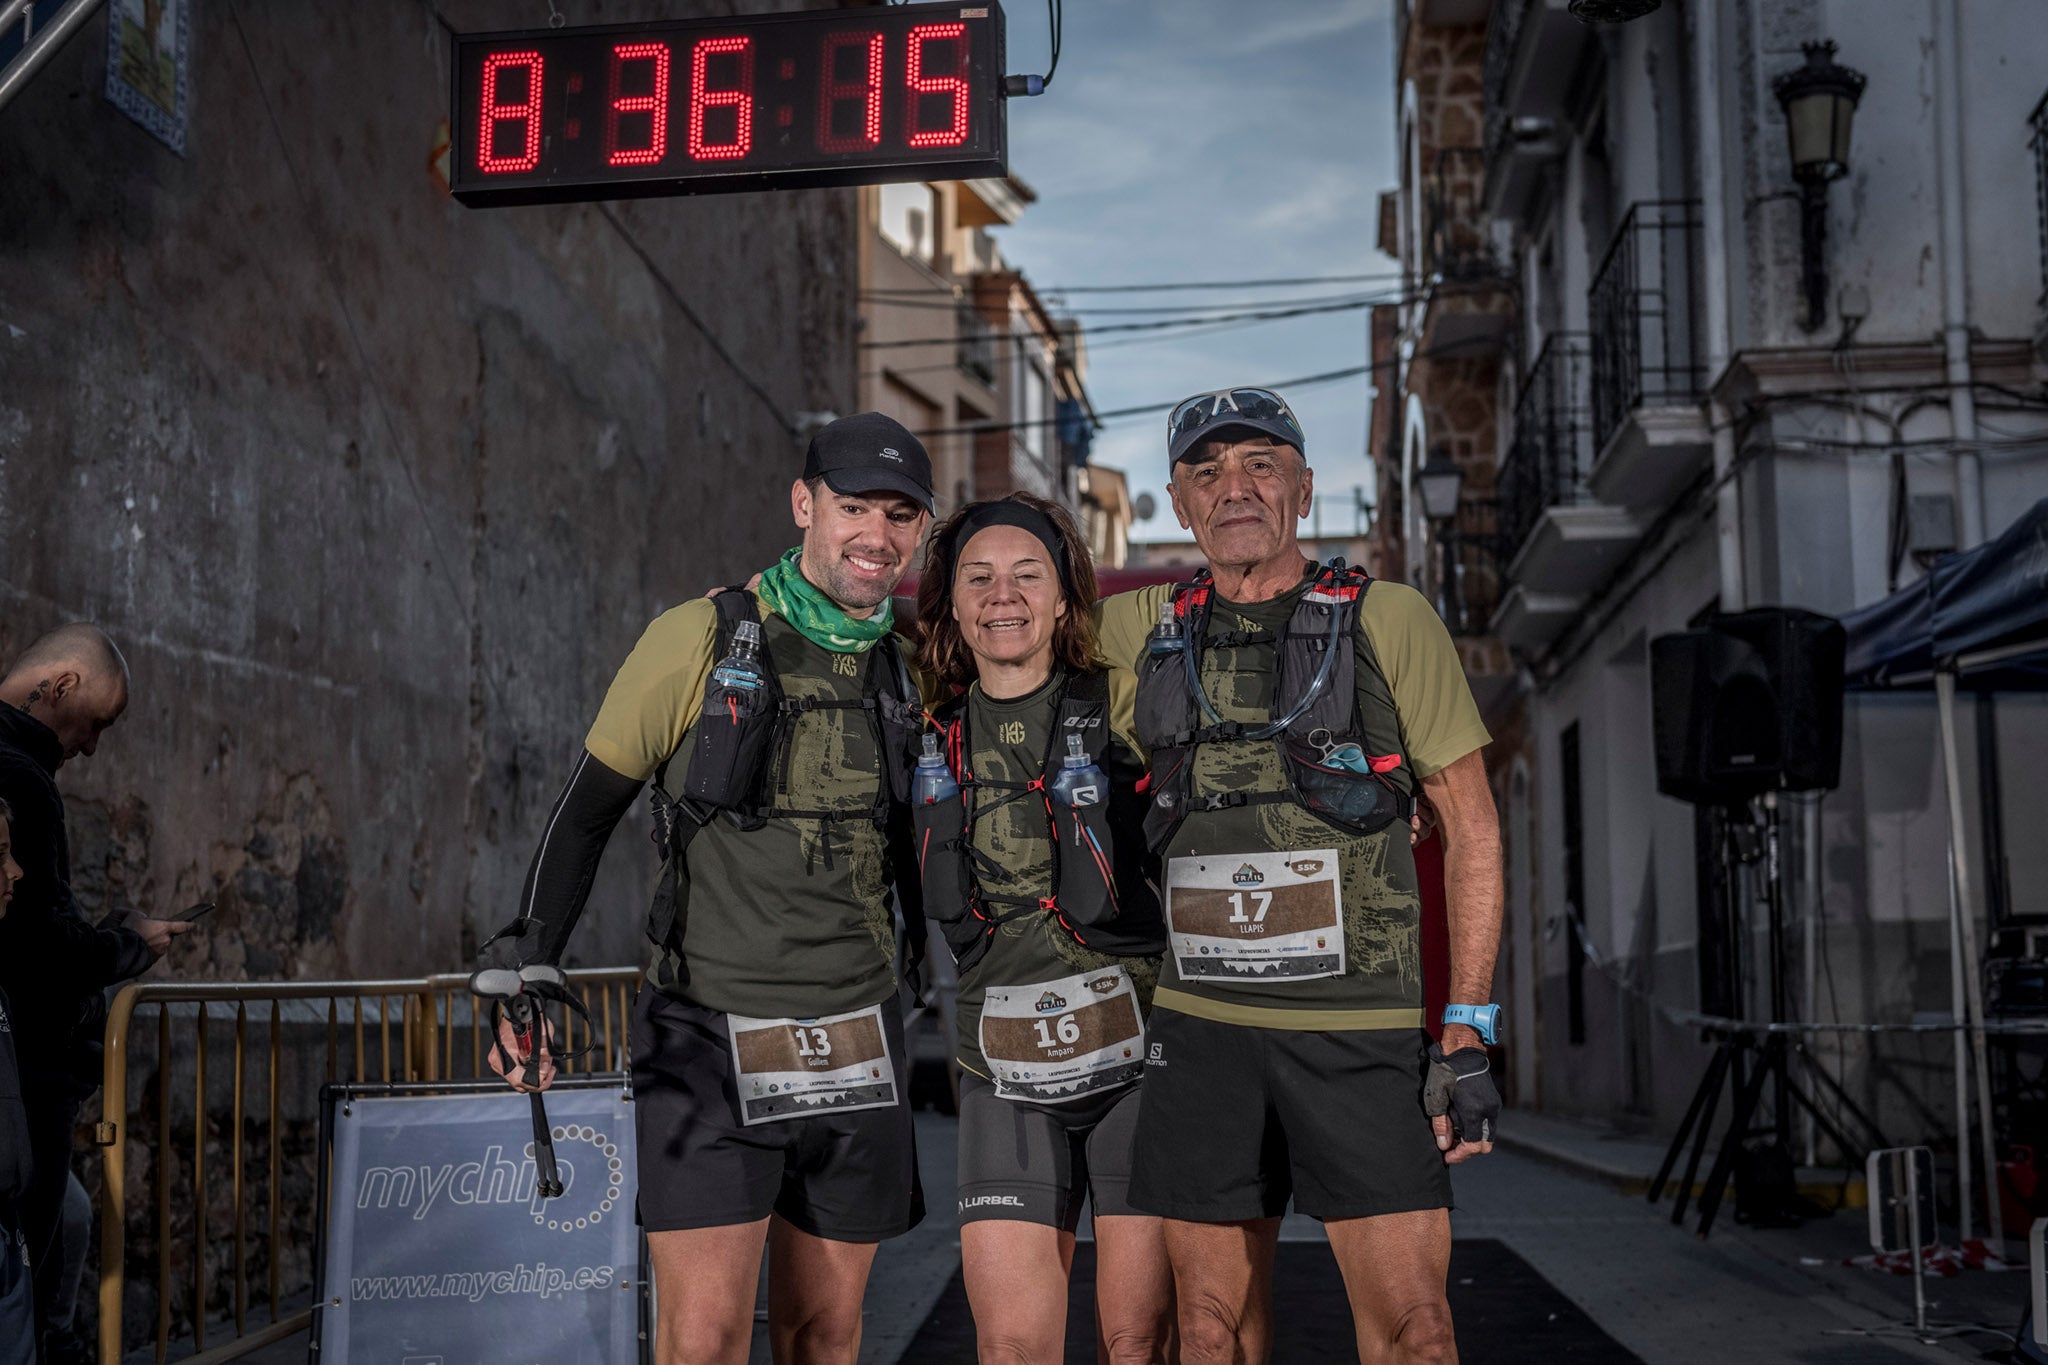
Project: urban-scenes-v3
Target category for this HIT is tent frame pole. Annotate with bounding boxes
[1937,666,2002,1249]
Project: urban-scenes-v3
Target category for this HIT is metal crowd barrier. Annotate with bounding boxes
[93,967,642,1365]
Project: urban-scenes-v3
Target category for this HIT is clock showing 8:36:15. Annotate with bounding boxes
[449,1,1008,207]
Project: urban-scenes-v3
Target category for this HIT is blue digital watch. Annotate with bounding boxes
[1441,1003,1501,1045]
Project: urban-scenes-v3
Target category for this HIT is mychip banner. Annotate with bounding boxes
[317,1084,640,1364]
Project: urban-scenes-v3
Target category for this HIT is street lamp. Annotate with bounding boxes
[1416,450,1465,628]
[1773,41,1866,331]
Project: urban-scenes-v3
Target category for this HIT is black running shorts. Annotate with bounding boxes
[1126,1010,1452,1222]
[629,987,924,1240]
[955,1072,1145,1231]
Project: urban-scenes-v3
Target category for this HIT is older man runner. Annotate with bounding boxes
[1096,389,1503,1364]
[486,413,933,1365]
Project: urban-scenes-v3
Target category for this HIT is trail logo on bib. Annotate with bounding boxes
[1232,864,1265,886]
[1035,991,1068,1013]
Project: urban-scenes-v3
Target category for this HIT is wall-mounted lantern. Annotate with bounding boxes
[1416,449,1466,626]
[1773,41,1867,331]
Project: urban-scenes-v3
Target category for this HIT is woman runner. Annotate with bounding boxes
[914,493,1172,1363]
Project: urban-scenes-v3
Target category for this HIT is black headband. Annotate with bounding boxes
[948,500,1073,593]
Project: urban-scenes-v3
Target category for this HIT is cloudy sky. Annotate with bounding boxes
[994,0,1400,544]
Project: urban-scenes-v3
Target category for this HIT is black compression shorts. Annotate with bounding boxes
[629,987,924,1240]
[1126,1011,1452,1222]
[955,1072,1145,1231]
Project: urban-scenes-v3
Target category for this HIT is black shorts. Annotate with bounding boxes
[955,1073,1145,1232]
[1127,1010,1452,1222]
[629,987,924,1241]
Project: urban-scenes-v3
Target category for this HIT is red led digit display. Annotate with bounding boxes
[817,31,883,154]
[477,50,544,173]
[606,43,670,167]
[450,2,1007,207]
[687,36,755,162]
[905,24,970,148]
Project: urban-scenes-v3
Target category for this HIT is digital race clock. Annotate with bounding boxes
[449,2,1008,207]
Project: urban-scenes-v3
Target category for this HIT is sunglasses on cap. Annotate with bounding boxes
[1166,387,1304,457]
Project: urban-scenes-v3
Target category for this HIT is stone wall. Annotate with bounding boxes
[0,0,861,980]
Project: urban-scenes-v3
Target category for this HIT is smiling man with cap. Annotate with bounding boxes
[482,413,934,1365]
[1094,387,1504,1364]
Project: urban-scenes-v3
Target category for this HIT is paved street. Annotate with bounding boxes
[829,1112,2027,1363]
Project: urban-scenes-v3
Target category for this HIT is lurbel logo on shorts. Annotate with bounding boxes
[1034,991,1068,1013]
[961,1194,1024,1210]
[1232,864,1264,886]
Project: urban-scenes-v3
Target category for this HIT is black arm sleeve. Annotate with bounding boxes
[499,750,646,967]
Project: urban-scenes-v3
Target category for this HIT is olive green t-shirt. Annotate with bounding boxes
[1096,572,1490,1029]
[952,673,1160,1077]
[584,593,910,1020]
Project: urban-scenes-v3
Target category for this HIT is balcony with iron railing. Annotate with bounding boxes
[1586,201,1711,509]
[1417,146,1513,360]
[1491,332,1645,652]
[1480,0,1584,215]
[957,306,996,387]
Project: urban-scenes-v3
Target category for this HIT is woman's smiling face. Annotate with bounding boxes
[951,524,1067,677]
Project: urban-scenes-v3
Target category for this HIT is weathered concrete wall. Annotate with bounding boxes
[0,1,860,979]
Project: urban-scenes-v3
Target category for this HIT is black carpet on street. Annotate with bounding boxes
[901,1237,1642,1362]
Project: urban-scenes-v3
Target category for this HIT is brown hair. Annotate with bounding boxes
[916,492,1101,692]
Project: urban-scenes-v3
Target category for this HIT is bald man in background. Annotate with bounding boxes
[0,625,191,1361]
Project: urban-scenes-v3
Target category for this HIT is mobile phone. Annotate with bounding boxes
[176,900,217,922]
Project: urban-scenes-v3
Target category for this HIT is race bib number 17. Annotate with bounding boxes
[1164,848,1344,983]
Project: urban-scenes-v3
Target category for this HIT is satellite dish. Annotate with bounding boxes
[1133,493,1157,521]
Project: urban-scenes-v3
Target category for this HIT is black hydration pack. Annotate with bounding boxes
[1133,560,1413,851]
[914,670,1157,974]
[644,589,923,955]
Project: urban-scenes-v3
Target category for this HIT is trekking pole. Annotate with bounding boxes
[472,966,566,1200]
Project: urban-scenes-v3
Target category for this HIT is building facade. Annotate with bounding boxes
[1379,0,2048,1149]
[858,177,1096,519]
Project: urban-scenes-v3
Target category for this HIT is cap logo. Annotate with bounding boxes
[878,447,903,462]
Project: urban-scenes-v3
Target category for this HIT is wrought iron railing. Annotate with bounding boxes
[1482,0,1536,174]
[1425,146,1499,282]
[957,306,996,386]
[1497,332,1594,563]
[1588,201,1705,454]
[2031,90,2048,314]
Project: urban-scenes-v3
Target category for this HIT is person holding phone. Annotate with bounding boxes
[913,494,1173,1363]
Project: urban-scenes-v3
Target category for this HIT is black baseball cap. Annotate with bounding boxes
[802,412,935,513]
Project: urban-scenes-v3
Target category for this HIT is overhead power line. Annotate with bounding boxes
[860,296,1381,350]
[907,362,1378,440]
[858,270,1403,299]
[863,289,1391,316]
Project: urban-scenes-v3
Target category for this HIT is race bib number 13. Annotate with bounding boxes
[725,1004,897,1126]
[1164,848,1344,982]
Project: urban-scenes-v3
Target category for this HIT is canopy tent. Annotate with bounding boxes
[1842,496,2048,689]
[1837,496,2048,1248]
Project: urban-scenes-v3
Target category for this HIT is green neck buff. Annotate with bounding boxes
[757,547,895,653]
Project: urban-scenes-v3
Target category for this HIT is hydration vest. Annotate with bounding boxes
[1133,560,1414,851]
[644,589,923,956]
[914,670,1162,974]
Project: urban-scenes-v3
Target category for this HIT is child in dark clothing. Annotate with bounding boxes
[0,798,35,1365]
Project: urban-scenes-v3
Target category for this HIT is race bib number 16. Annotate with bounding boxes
[1164,847,1344,983]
